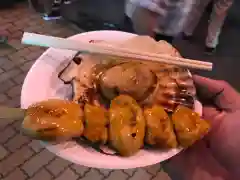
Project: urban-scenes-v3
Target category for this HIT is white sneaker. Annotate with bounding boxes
[64,0,71,4]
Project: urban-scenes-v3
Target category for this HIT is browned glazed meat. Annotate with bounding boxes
[99,62,156,101]
[144,105,178,148]
[58,38,197,112]
[109,95,145,156]
[172,106,210,148]
[141,67,196,112]
[83,104,109,144]
[22,99,84,141]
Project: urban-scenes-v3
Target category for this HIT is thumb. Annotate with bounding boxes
[202,106,226,141]
[193,75,240,111]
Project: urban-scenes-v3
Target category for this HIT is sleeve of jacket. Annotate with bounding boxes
[156,0,195,36]
[136,0,167,16]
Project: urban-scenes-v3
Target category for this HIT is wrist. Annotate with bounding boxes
[162,142,231,180]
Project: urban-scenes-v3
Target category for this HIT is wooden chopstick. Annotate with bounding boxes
[22,32,213,71]
[87,46,212,70]
[87,40,212,68]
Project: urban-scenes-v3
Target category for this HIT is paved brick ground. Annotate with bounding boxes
[0,3,170,180]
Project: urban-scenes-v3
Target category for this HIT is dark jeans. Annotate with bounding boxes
[154,33,173,44]
[122,15,135,33]
[122,15,174,44]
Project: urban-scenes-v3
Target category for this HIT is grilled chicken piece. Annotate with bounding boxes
[83,104,109,144]
[58,37,197,112]
[22,99,84,141]
[109,95,145,156]
[99,62,157,101]
[172,106,210,148]
[144,105,178,148]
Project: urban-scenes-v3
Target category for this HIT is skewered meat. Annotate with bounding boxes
[99,62,157,101]
[22,99,84,141]
[109,95,145,156]
[83,104,109,144]
[19,36,212,157]
[172,106,210,148]
[144,105,178,148]
[58,37,196,112]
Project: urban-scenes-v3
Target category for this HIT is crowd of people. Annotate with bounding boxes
[40,0,234,55]
[125,0,234,54]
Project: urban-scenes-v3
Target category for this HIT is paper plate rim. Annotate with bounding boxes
[21,30,202,169]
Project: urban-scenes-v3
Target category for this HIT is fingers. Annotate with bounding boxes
[203,106,226,140]
[207,110,240,176]
[193,75,240,111]
[202,106,225,123]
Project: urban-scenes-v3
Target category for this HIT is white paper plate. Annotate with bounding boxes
[21,30,202,169]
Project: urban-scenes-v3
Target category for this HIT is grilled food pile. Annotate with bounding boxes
[21,36,210,157]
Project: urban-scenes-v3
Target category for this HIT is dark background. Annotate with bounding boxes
[62,0,240,90]
[1,0,240,90]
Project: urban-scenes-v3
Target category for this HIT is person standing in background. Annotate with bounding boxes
[183,0,234,55]
[123,0,137,33]
[42,0,62,20]
[41,0,71,20]
[0,35,8,44]
[125,0,195,44]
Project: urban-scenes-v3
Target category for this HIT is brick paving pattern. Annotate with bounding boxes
[0,2,169,180]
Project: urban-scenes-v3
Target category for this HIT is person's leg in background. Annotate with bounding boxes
[123,15,135,33]
[205,0,234,54]
[0,35,8,44]
[131,6,174,44]
[183,0,212,39]
[0,30,8,44]
[123,0,136,33]
[131,6,158,37]
[155,1,196,45]
[42,0,62,20]
[129,1,195,45]
[154,33,174,43]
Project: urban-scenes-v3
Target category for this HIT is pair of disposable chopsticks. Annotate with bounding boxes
[21,32,213,71]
